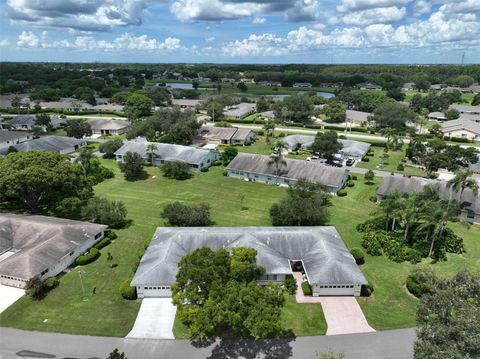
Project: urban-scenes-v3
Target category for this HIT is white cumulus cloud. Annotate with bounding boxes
[17,31,39,47]
[342,6,406,25]
[337,0,412,13]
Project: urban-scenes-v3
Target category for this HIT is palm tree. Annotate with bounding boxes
[447,169,479,199]
[147,143,157,166]
[402,193,419,242]
[378,191,403,231]
[263,119,276,143]
[268,140,287,185]
[76,148,94,177]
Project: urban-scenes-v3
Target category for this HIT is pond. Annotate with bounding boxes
[265,91,335,101]
[157,82,215,90]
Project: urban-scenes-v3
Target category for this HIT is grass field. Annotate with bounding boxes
[1,157,478,337]
[404,90,474,104]
[356,145,427,177]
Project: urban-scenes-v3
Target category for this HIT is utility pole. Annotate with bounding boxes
[79,269,86,297]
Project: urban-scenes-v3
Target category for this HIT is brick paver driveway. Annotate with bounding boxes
[293,272,375,335]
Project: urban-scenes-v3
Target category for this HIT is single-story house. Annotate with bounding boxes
[259,110,276,120]
[114,138,220,170]
[223,103,256,119]
[226,152,349,192]
[0,213,106,288]
[131,226,368,298]
[449,104,480,115]
[197,125,255,145]
[293,82,312,88]
[376,176,480,224]
[428,112,447,121]
[1,115,66,132]
[86,118,130,136]
[402,83,414,91]
[346,110,371,126]
[356,83,382,90]
[440,119,480,140]
[172,99,201,109]
[282,135,370,160]
[0,131,33,150]
[0,136,86,156]
[256,81,281,87]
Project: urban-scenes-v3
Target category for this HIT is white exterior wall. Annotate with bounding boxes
[443,129,479,140]
[0,231,104,289]
[312,283,362,297]
[38,231,104,283]
[0,134,32,150]
[227,169,347,193]
[136,285,172,298]
[459,209,480,224]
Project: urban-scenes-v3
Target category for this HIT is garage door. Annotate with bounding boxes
[143,286,172,297]
[312,284,357,296]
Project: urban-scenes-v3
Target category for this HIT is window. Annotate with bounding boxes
[467,210,475,219]
[40,269,49,276]
[95,232,102,239]
[69,251,74,256]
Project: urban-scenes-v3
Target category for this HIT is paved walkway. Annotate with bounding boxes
[126,298,176,339]
[0,285,24,314]
[293,273,375,336]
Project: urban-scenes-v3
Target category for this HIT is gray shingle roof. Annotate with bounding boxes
[86,118,130,131]
[282,135,370,157]
[115,139,213,164]
[346,110,370,124]
[199,125,237,141]
[131,226,367,287]
[441,119,480,135]
[9,115,65,127]
[450,104,480,114]
[0,130,32,143]
[0,213,106,280]
[226,152,348,189]
[223,103,256,118]
[0,136,85,155]
[377,176,480,214]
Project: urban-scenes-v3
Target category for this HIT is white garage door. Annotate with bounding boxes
[142,286,172,297]
[313,284,356,296]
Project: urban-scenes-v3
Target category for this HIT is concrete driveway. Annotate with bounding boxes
[0,284,25,314]
[126,298,177,339]
[320,297,375,336]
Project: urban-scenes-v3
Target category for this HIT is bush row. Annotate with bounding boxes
[75,247,100,266]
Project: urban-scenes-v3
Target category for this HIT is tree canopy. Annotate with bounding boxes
[0,151,92,213]
[270,179,332,226]
[65,118,91,139]
[172,247,285,339]
[161,202,211,226]
[310,130,342,162]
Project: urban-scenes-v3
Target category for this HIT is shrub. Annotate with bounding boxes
[278,132,286,138]
[360,231,385,256]
[94,238,111,250]
[337,189,347,197]
[212,160,222,166]
[161,202,211,226]
[223,169,228,176]
[351,174,358,180]
[75,248,100,266]
[104,230,118,241]
[119,279,137,300]
[347,180,355,187]
[25,276,46,300]
[200,167,209,172]
[284,276,297,295]
[81,197,128,229]
[221,146,238,165]
[301,281,312,296]
[406,267,438,298]
[397,163,404,171]
[162,161,192,180]
[361,284,374,297]
[362,157,370,162]
[369,195,378,202]
[350,247,365,265]
[255,130,265,136]
[44,277,59,290]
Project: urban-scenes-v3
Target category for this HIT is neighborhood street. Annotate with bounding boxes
[0,327,416,359]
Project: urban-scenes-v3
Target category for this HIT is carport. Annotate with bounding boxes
[126,298,177,339]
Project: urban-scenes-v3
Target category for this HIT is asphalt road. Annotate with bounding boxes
[0,327,416,359]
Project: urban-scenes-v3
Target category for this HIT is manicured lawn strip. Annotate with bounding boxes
[356,145,427,177]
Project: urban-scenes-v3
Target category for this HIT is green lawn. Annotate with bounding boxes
[356,145,427,177]
[1,158,479,336]
[404,90,474,104]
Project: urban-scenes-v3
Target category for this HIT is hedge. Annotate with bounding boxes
[104,230,118,241]
[347,180,355,187]
[337,189,347,197]
[44,277,59,290]
[361,157,370,162]
[301,281,312,296]
[119,279,137,300]
[351,174,358,180]
[350,247,365,265]
[75,248,100,266]
[443,136,473,143]
[94,238,111,250]
[284,276,297,295]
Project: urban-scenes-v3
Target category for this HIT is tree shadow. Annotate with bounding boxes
[206,337,296,359]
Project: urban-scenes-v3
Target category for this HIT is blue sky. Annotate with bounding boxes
[0,0,479,63]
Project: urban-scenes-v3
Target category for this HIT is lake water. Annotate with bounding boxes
[158,83,214,90]
[266,91,335,101]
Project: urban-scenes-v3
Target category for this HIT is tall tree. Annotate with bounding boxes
[268,140,287,184]
[310,130,342,163]
[0,151,91,213]
[119,152,146,181]
[65,119,91,139]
